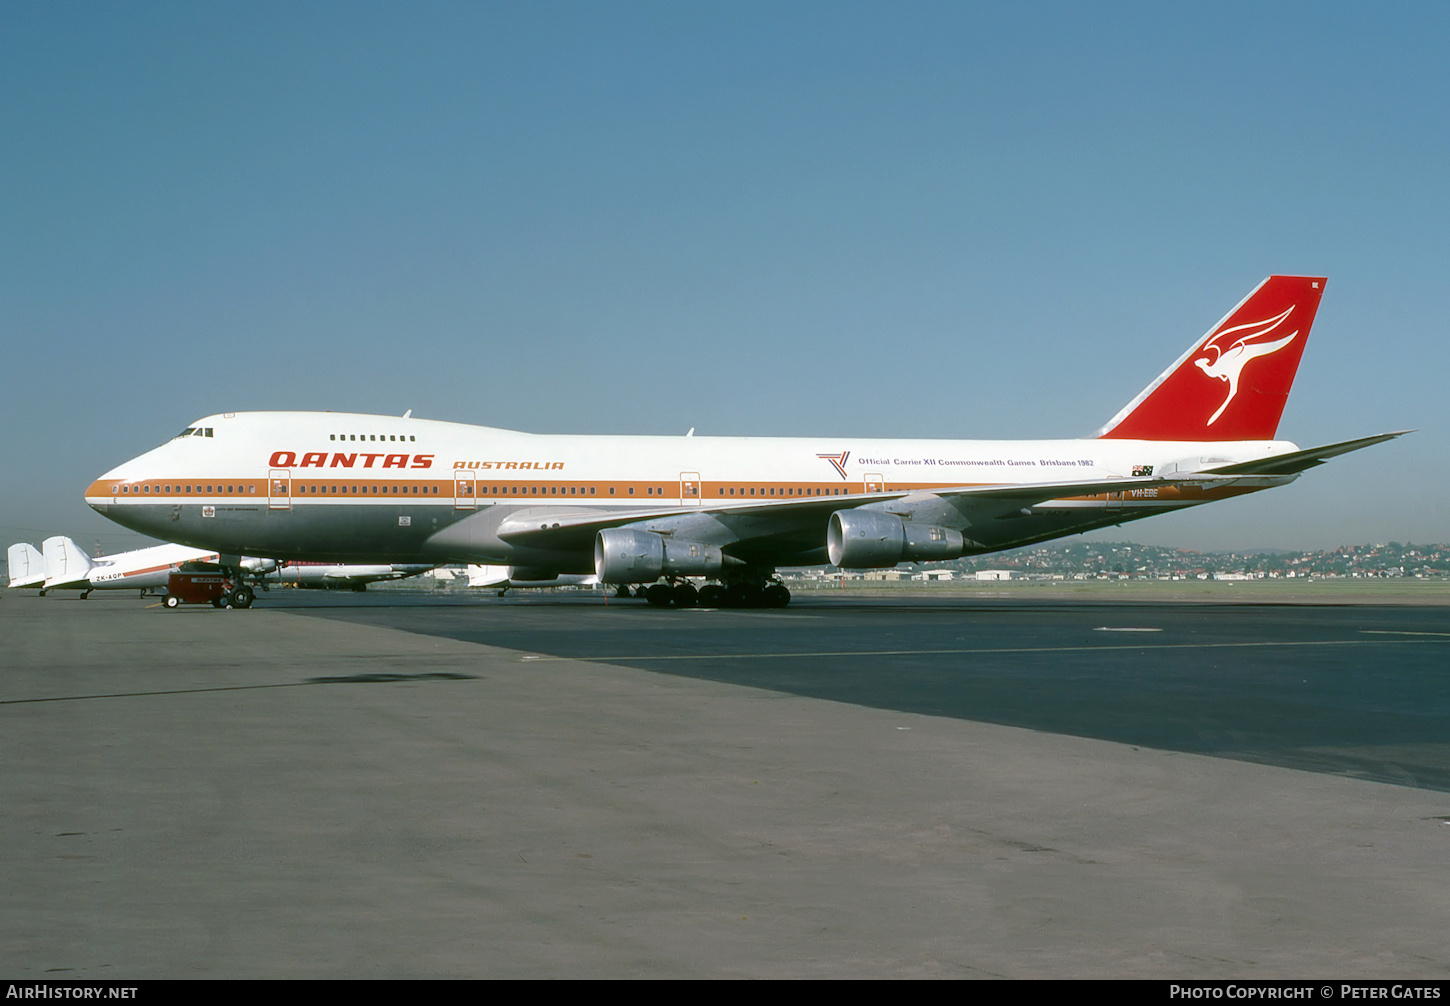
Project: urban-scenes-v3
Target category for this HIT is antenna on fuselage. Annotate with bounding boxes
[402,410,412,419]
[686,428,694,437]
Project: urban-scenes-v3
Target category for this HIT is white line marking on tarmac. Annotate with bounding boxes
[1359,630,1450,637]
[1093,627,1163,632]
[518,638,1448,663]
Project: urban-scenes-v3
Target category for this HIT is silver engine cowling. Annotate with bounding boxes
[594,528,728,583]
[826,510,966,569]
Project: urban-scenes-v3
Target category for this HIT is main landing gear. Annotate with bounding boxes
[200,585,254,609]
[635,576,790,609]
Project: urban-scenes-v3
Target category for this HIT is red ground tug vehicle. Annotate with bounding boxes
[163,570,255,609]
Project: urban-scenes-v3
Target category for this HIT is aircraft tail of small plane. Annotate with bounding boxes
[1096,275,1326,441]
[41,536,95,589]
[7,542,47,588]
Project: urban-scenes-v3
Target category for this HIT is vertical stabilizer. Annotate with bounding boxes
[41,536,95,589]
[1096,276,1326,440]
[7,543,47,588]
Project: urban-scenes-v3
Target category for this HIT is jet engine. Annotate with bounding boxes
[826,510,966,569]
[594,528,728,583]
[240,557,278,574]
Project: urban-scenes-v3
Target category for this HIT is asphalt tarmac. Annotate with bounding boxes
[3,589,1449,978]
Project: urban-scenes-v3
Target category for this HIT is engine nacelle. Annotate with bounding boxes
[826,510,966,569]
[240,557,278,574]
[594,529,727,583]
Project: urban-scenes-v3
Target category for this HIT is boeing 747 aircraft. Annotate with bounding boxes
[86,276,1403,607]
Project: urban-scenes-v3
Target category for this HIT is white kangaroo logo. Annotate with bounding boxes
[1193,307,1298,426]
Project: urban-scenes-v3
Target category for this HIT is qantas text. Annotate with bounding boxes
[268,452,434,469]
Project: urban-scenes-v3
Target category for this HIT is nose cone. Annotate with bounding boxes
[85,447,174,536]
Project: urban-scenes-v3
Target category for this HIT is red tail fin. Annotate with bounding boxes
[1096,276,1326,441]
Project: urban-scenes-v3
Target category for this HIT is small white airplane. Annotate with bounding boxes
[270,561,437,591]
[38,536,216,596]
[466,564,600,595]
[86,276,1405,608]
[9,536,433,602]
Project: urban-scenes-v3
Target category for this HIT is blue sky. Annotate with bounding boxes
[2,1,1445,555]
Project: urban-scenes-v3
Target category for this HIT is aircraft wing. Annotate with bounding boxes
[491,472,1268,553]
[1203,431,1410,476]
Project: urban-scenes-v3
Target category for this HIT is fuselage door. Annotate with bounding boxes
[268,469,292,510]
[454,472,477,510]
[680,472,702,506]
[865,472,885,494]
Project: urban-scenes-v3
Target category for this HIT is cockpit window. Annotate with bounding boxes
[175,427,196,439]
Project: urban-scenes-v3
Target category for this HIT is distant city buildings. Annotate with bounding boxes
[782,541,1449,582]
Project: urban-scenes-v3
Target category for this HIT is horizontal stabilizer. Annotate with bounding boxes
[1205,431,1411,476]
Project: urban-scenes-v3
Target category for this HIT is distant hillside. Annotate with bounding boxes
[928,541,1450,579]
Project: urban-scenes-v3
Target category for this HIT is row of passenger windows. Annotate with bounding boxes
[720,487,841,496]
[118,484,251,494]
[299,485,438,494]
[452,486,842,496]
[330,434,416,442]
[452,486,654,496]
[117,482,850,498]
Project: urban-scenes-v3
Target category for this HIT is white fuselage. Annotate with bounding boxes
[86,411,1296,572]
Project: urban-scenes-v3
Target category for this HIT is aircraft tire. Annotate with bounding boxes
[763,584,791,608]
[726,584,764,608]
[645,583,673,607]
[697,584,725,608]
[164,595,180,609]
[230,586,255,609]
[672,583,698,608]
